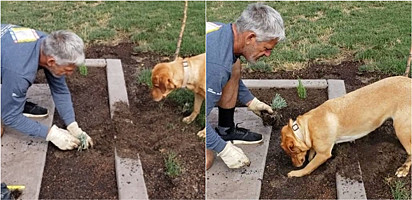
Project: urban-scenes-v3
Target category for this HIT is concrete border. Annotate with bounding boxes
[243,79,328,89]
[242,79,366,199]
[105,59,149,200]
[85,59,106,68]
[1,84,54,199]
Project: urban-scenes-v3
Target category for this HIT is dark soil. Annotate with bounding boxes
[39,67,117,199]
[354,119,411,199]
[252,61,411,199]
[87,43,205,199]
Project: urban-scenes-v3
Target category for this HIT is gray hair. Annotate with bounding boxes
[42,30,85,66]
[235,3,285,42]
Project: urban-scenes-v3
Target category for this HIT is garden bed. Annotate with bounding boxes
[86,43,205,199]
[39,67,117,199]
[248,61,410,199]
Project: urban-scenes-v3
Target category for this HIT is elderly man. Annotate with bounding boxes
[206,3,285,169]
[1,24,93,150]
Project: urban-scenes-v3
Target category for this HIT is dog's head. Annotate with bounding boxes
[280,119,308,167]
[151,62,178,101]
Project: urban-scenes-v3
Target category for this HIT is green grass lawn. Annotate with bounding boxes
[1,1,205,56]
[207,1,411,75]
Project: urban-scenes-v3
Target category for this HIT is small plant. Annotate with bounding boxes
[271,93,287,110]
[165,152,181,177]
[247,61,272,72]
[297,78,307,99]
[77,133,88,151]
[385,178,410,200]
[166,123,176,130]
[79,64,88,76]
[137,68,152,88]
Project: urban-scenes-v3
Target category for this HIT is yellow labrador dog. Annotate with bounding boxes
[151,53,205,137]
[281,76,411,178]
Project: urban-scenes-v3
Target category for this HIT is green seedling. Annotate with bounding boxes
[271,93,287,110]
[79,64,88,76]
[247,61,272,72]
[385,178,410,200]
[137,68,152,88]
[165,152,181,177]
[297,78,307,99]
[77,133,88,151]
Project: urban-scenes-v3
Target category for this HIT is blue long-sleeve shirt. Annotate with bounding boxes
[1,24,75,138]
[206,22,254,152]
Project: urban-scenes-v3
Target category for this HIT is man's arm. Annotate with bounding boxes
[238,79,254,106]
[206,62,227,152]
[44,69,75,126]
[1,72,49,137]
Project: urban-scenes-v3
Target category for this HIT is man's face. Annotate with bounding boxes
[48,62,76,78]
[243,37,279,64]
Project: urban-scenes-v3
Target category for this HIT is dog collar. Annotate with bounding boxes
[182,60,189,88]
[292,121,304,141]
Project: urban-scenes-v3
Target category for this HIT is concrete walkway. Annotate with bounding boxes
[207,108,271,199]
[1,84,54,199]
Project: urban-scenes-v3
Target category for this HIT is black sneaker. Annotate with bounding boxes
[216,123,263,145]
[23,101,48,118]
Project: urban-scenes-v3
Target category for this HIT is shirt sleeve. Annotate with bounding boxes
[44,69,75,126]
[237,79,255,105]
[1,71,49,138]
[206,62,227,153]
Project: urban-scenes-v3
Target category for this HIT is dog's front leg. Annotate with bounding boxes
[288,152,331,177]
[308,149,316,161]
[182,93,204,124]
[197,128,205,138]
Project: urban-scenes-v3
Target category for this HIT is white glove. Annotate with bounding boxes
[248,97,273,116]
[217,142,250,168]
[46,125,81,150]
[67,122,94,149]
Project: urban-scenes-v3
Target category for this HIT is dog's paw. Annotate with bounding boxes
[395,166,410,177]
[197,129,205,138]
[182,116,195,124]
[287,170,304,178]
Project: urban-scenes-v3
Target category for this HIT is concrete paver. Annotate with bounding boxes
[106,59,129,118]
[106,59,149,199]
[85,59,106,68]
[336,162,367,199]
[115,151,148,200]
[207,108,271,199]
[327,79,346,99]
[1,84,54,199]
[243,79,328,89]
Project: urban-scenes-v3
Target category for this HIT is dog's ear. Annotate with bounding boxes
[168,78,178,90]
[158,78,168,93]
[152,75,160,87]
[152,75,168,93]
[287,139,299,153]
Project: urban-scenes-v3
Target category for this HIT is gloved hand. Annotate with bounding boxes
[67,122,94,149]
[247,97,273,116]
[217,142,250,168]
[46,125,81,150]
